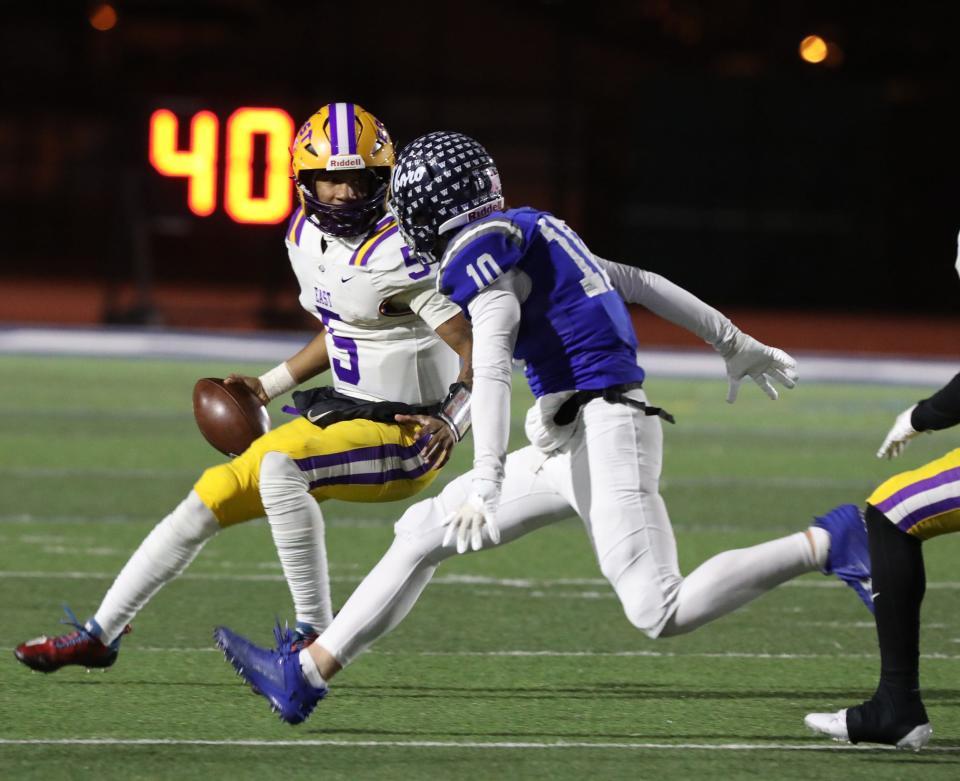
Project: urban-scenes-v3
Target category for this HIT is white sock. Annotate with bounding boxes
[662,531,820,636]
[259,452,333,633]
[93,491,220,644]
[806,525,831,570]
[298,648,327,689]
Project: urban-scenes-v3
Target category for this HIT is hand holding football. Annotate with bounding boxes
[193,377,271,457]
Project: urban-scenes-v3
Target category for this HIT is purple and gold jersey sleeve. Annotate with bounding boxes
[437,217,527,311]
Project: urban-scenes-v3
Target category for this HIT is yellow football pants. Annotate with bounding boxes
[194,416,438,527]
[868,447,960,540]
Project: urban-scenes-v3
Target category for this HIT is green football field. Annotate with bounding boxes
[2,354,959,779]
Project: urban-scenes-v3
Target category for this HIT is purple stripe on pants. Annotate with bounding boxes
[895,494,960,533]
[874,465,960,515]
[294,436,427,472]
[307,462,433,491]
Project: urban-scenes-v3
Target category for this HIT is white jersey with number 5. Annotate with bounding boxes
[285,209,461,405]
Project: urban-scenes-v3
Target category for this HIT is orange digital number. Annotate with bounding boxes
[148,109,219,217]
[223,107,295,225]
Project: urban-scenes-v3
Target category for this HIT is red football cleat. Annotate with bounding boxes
[14,607,131,673]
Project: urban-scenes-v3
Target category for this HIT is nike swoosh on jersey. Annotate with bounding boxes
[341,276,354,283]
[306,409,337,423]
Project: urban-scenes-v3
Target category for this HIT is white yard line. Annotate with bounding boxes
[0,736,955,752]
[116,647,960,661]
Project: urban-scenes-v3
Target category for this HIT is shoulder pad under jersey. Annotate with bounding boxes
[438,216,526,308]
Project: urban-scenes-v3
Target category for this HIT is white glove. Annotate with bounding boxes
[721,333,798,403]
[877,404,922,459]
[442,478,502,554]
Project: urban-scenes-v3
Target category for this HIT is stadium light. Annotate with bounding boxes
[89,3,117,32]
[799,35,828,64]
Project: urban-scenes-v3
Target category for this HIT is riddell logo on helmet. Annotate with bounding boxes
[467,202,500,223]
[326,155,365,170]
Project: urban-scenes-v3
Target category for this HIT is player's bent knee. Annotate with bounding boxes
[601,558,676,639]
[194,459,264,527]
[617,595,674,639]
[259,451,310,514]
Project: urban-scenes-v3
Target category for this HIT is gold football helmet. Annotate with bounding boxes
[291,103,394,236]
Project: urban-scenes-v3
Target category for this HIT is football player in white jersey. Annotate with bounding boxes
[14,104,473,674]
[215,132,874,726]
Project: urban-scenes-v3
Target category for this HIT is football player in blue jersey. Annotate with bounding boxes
[214,131,873,725]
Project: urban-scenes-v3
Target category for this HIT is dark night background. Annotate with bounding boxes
[1,0,958,333]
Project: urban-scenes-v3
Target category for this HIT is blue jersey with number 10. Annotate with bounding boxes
[438,207,645,397]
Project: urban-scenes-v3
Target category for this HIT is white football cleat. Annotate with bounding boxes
[895,723,934,751]
[805,708,932,751]
[805,709,849,741]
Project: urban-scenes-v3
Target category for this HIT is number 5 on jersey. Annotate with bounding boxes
[316,306,360,385]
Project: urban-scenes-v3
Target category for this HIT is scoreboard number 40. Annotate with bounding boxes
[148,107,295,225]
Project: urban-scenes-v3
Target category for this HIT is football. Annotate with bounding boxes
[192,377,271,457]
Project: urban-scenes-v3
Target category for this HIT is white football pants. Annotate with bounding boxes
[319,394,819,665]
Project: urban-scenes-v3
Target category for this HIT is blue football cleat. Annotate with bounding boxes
[813,503,874,614]
[249,624,318,697]
[214,623,327,725]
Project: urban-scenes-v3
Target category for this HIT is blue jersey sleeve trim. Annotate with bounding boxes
[438,219,526,307]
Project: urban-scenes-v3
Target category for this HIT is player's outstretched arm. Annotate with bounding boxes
[878,372,960,458]
[442,276,521,553]
[226,330,331,404]
[593,257,798,402]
